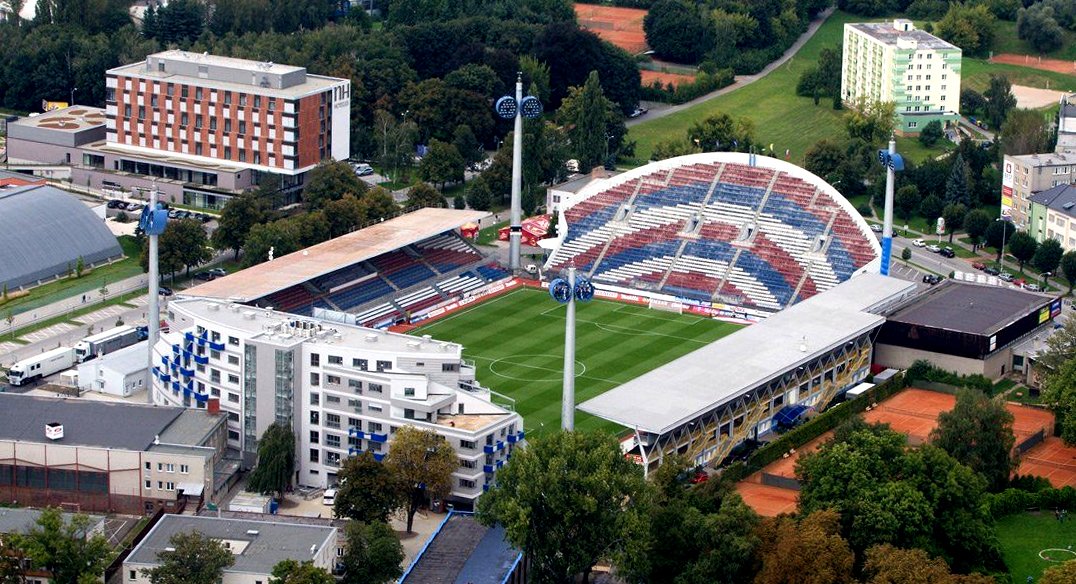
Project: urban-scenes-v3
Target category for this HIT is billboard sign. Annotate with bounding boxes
[1001,160,1015,216]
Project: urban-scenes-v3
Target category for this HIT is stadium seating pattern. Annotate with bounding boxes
[547,162,877,311]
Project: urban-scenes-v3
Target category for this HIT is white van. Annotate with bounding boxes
[322,488,337,506]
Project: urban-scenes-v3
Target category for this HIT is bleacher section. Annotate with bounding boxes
[251,232,509,325]
[546,158,878,312]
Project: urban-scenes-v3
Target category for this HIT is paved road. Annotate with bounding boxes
[627,7,836,128]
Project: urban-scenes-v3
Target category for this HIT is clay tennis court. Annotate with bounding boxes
[1019,437,1076,488]
[574,3,649,54]
[640,69,696,89]
[989,53,1076,75]
[734,481,798,516]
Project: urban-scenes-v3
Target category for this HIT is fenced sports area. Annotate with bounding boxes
[573,3,649,54]
[1019,437,1076,489]
[410,287,741,437]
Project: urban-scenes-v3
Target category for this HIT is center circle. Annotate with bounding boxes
[1039,548,1076,562]
[488,354,586,381]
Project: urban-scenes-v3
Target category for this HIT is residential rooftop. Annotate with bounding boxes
[126,515,336,575]
[1008,150,1076,166]
[578,274,917,434]
[883,280,1051,336]
[86,342,149,377]
[184,208,489,302]
[0,394,222,451]
[8,106,106,133]
[401,512,520,584]
[0,508,105,535]
[847,21,959,51]
[1030,184,1076,216]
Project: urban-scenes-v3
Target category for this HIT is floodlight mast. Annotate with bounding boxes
[561,265,577,431]
[510,76,524,273]
[146,185,160,404]
[877,136,903,276]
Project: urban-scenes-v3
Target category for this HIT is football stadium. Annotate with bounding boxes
[185,152,906,473]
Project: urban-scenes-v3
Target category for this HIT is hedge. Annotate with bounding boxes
[639,68,735,104]
[983,484,1076,520]
[721,372,906,482]
[905,359,993,393]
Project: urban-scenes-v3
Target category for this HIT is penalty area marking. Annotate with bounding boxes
[487,354,586,382]
[1038,548,1076,562]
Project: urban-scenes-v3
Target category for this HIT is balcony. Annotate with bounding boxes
[193,354,209,365]
[349,428,367,439]
[483,445,495,454]
[209,341,225,351]
[369,433,388,443]
[483,464,495,473]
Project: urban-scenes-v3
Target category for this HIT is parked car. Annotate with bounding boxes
[912,239,926,247]
[984,266,1000,276]
[207,267,227,277]
[107,199,125,209]
[168,209,180,219]
[322,488,337,506]
[629,105,649,118]
[158,287,174,296]
[870,223,883,233]
[193,272,215,281]
[922,274,942,285]
[972,262,986,270]
[1025,283,1042,292]
[939,247,956,258]
[126,202,142,211]
[999,272,1015,282]
[352,163,374,176]
[926,244,941,253]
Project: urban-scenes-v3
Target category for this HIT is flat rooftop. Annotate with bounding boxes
[1009,150,1075,167]
[86,141,245,173]
[184,208,489,302]
[883,280,1050,336]
[167,297,463,356]
[0,394,220,451]
[402,513,520,584]
[127,515,335,575]
[0,508,105,535]
[9,106,106,133]
[578,274,917,435]
[847,22,959,50]
[84,342,149,376]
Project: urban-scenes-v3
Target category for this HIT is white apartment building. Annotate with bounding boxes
[1002,151,1076,228]
[151,297,524,505]
[842,20,962,135]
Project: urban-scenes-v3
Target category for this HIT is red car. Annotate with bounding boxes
[690,471,709,484]
[972,262,986,270]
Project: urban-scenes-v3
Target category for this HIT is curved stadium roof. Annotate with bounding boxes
[0,184,122,290]
[546,152,880,312]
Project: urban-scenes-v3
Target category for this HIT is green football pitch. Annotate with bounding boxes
[410,288,742,437]
[996,512,1076,582]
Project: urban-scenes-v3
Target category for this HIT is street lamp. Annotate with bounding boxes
[495,73,543,273]
[997,216,1012,273]
[70,87,77,107]
[876,137,905,277]
[548,265,594,431]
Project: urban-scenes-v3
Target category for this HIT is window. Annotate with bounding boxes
[460,439,476,449]
[229,430,240,440]
[228,374,239,384]
[352,358,368,370]
[228,392,239,403]
[368,404,382,413]
[139,106,147,120]
[909,121,918,128]
[310,393,320,406]
[211,387,220,397]
[157,463,163,471]
[254,95,262,108]
[145,480,151,490]
[310,431,320,444]
[195,87,203,100]
[210,118,217,131]
[151,95,159,107]
[268,100,276,111]
[239,121,246,135]
[326,413,341,429]
[328,355,342,365]
[326,394,341,404]
[311,354,320,367]
[376,360,391,372]
[182,86,189,98]
[310,411,320,425]
[239,94,247,107]
[225,119,232,133]
[442,363,459,372]
[311,372,320,386]
[180,464,189,474]
[310,449,320,463]
[368,383,383,394]
[224,92,232,105]
[460,459,477,469]
[229,336,239,346]
[326,434,341,448]
[459,478,476,489]
[348,379,362,391]
[211,369,221,383]
[404,388,415,397]
[145,461,151,470]
[228,355,239,365]
[224,146,231,159]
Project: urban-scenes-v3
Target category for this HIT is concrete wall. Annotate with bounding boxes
[6,137,83,165]
[874,343,1012,379]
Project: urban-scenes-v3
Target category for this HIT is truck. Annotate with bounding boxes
[74,326,146,363]
[7,347,76,386]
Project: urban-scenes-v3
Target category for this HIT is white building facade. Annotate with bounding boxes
[842,20,961,135]
[151,298,524,505]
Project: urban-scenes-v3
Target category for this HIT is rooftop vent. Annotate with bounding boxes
[407,341,421,350]
[242,311,257,320]
[365,334,378,343]
[208,304,220,311]
[164,547,175,553]
[45,422,63,441]
[246,530,259,536]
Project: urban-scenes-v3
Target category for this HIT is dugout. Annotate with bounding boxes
[874,281,1061,379]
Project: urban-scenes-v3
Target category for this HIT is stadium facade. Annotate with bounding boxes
[545,152,880,318]
[579,274,916,474]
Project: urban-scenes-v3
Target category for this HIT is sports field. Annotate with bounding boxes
[411,288,742,436]
[996,512,1076,582]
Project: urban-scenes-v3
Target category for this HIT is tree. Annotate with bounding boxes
[157,218,212,278]
[1041,357,1076,445]
[919,195,944,224]
[984,75,1017,130]
[557,71,623,172]
[212,193,265,259]
[405,182,447,209]
[902,247,912,260]
[964,209,991,251]
[918,120,944,147]
[246,422,296,497]
[242,219,302,268]
[18,508,109,584]
[688,112,755,153]
[452,124,485,170]
[862,544,996,584]
[944,155,972,207]
[941,203,967,243]
[960,89,986,116]
[1040,558,1076,584]
[1033,238,1064,279]
[303,160,368,211]
[1018,3,1066,52]
[643,0,714,64]
[844,99,896,144]
[479,431,648,584]
[269,560,335,584]
[804,139,846,180]
[896,185,921,221]
[1001,109,1053,156]
[384,426,457,533]
[0,531,27,584]
[985,220,1017,261]
[323,195,368,238]
[1061,250,1076,293]
[143,531,235,584]
[417,139,465,192]
[934,3,996,56]
[931,389,1016,491]
[339,521,403,584]
[465,177,494,211]
[651,139,701,161]
[75,255,85,278]
[1008,231,1039,271]
[334,451,402,523]
[362,187,402,222]
[753,510,855,584]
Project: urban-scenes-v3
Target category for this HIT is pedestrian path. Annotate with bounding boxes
[79,304,131,325]
[20,321,81,344]
[0,341,23,355]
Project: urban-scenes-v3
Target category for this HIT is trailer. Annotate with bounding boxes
[8,347,76,386]
[74,325,145,363]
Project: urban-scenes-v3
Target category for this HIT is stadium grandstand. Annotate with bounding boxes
[578,273,916,475]
[544,153,880,313]
[185,209,509,328]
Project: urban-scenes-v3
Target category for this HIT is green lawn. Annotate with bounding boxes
[410,288,741,436]
[961,58,1076,94]
[1,236,144,316]
[996,512,1076,582]
[990,20,1076,62]
[476,221,508,246]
